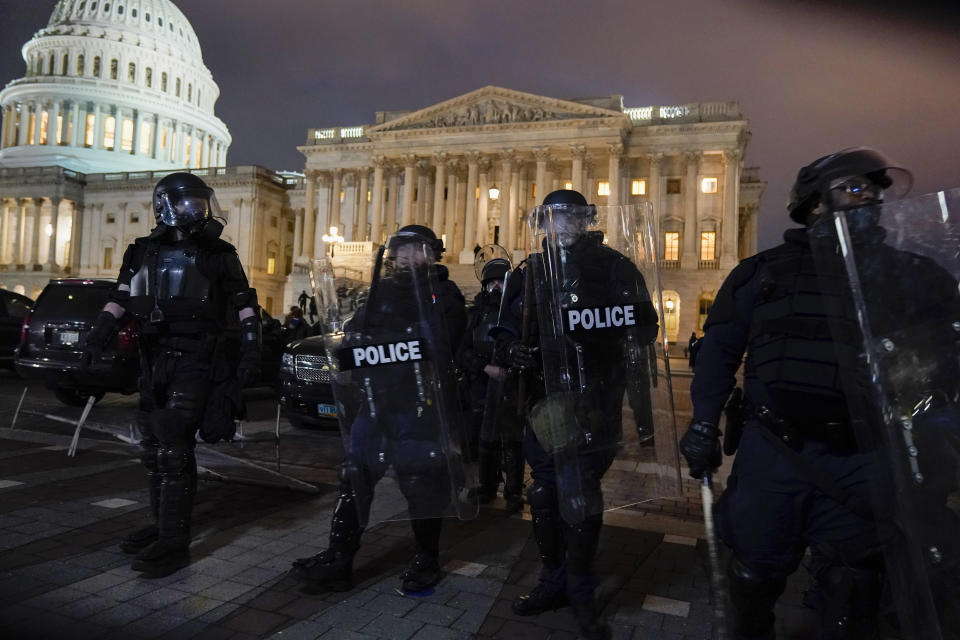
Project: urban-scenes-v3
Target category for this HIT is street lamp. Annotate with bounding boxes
[321,225,344,256]
[488,186,500,201]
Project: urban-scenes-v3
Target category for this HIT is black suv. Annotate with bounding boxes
[278,335,338,429]
[0,290,33,369]
[16,279,286,406]
[15,279,139,405]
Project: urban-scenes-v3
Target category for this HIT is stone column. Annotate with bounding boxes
[315,173,332,252]
[570,145,586,193]
[302,170,316,260]
[508,162,520,254]
[721,149,741,268]
[607,143,623,243]
[444,159,458,253]
[431,153,447,233]
[647,153,663,221]
[462,151,480,259]
[329,169,343,233]
[47,101,60,146]
[682,151,700,265]
[385,165,399,236]
[499,150,515,251]
[356,169,370,240]
[400,154,416,227]
[476,157,491,247]
[0,199,10,262]
[17,104,30,146]
[113,110,125,154]
[32,102,43,146]
[71,102,82,147]
[416,159,429,225]
[66,201,79,272]
[370,156,386,243]
[31,198,43,268]
[533,148,549,205]
[15,199,27,266]
[46,197,60,269]
[292,207,304,259]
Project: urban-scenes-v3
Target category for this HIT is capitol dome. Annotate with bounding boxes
[0,0,231,173]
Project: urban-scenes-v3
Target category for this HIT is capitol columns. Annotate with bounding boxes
[47,101,60,147]
[431,152,448,234]
[329,168,343,233]
[356,167,370,241]
[499,150,515,251]
[607,143,624,244]
[386,163,400,237]
[682,151,700,265]
[463,151,480,257]
[476,156,492,247]
[721,148,741,269]
[570,144,587,193]
[370,155,387,244]
[292,203,303,261]
[444,158,459,254]
[302,169,317,260]
[534,147,549,205]
[46,196,61,270]
[647,152,663,222]
[416,159,430,225]
[30,198,44,269]
[400,154,417,227]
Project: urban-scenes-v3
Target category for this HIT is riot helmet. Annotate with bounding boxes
[153,172,222,232]
[787,147,912,225]
[385,225,444,274]
[531,189,598,249]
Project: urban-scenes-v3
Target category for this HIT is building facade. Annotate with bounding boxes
[292,86,765,342]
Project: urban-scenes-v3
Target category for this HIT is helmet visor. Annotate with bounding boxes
[529,204,595,249]
[158,190,220,228]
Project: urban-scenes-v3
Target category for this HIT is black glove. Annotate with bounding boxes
[80,310,118,372]
[506,341,537,371]
[679,420,722,479]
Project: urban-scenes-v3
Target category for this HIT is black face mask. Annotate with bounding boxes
[198,217,224,240]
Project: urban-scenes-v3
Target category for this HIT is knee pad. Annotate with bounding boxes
[167,390,204,423]
[526,482,557,512]
[815,559,882,640]
[728,556,787,638]
[157,445,191,476]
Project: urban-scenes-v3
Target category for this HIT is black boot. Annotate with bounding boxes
[566,515,609,639]
[293,475,364,593]
[513,484,568,616]
[402,518,443,592]
[121,433,161,554]
[132,446,195,578]
[502,441,524,512]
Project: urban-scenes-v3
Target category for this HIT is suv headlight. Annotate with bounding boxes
[281,352,295,375]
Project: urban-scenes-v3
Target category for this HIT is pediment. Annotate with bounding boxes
[368,86,627,133]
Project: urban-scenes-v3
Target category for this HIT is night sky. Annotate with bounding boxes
[2,0,959,250]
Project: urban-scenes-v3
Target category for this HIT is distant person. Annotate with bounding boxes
[283,306,309,342]
[298,290,310,315]
[687,331,700,369]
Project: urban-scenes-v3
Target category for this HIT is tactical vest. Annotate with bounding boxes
[128,241,219,329]
[746,243,862,421]
[470,295,500,360]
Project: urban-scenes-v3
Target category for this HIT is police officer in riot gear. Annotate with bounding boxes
[84,172,261,578]
[292,224,467,594]
[679,148,925,638]
[457,255,524,510]
[493,190,659,640]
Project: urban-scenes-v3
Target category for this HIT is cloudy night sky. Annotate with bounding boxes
[2,0,959,250]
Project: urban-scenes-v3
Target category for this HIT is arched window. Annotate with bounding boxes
[146,12,151,22]
[187,83,192,102]
[127,62,135,83]
[697,294,715,333]
[145,67,152,88]
[109,59,118,80]
[161,72,167,92]
[92,56,101,77]
[120,118,134,151]
[104,3,110,11]
[117,5,123,14]
[131,8,136,17]
[61,54,69,76]
[103,115,116,149]
[76,54,84,75]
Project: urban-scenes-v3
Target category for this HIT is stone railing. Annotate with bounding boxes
[81,165,296,187]
[333,241,375,256]
[660,260,681,270]
[623,101,741,125]
[306,126,368,145]
[698,260,719,270]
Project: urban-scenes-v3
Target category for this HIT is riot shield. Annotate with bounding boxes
[810,189,960,639]
[524,202,682,524]
[310,240,477,527]
[474,244,511,281]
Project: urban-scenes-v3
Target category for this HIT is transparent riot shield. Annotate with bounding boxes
[810,189,960,639]
[525,202,682,524]
[310,240,478,527]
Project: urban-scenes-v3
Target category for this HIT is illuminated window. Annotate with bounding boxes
[160,127,167,149]
[663,295,679,335]
[700,231,716,261]
[664,232,679,261]
[55,114,63,145]
[92,56,100,77]
[597,181,610,196]
[105,213,115,223]
[109,59,118,80]
[48,53,54,75]
[666,178,681,194]
[701,177,718,194]
[39,110,49,145]
[366,190,371,203]
[27,113,36,144]
[84,113,95,146]
[76,54,84,75]
[187,83,192,102]
[103,115,116,149]
[267,253,277,275]
[564,181,573,190]
[531,183,537,198]
[339,190,345,203]
[139,121,153,154]
[631,179,646,196]
[184,136,191,165]
[130,212,139,223]
[145,67,152,88]
[698,296,714,332]
[103,247,113,270]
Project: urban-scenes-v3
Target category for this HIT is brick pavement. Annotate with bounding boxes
[0,377,819,639]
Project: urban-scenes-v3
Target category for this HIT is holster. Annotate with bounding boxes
[750,403,859,455]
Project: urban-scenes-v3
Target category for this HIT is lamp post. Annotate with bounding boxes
[321,225,344,257]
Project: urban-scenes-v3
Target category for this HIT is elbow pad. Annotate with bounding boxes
[233,288,259,311]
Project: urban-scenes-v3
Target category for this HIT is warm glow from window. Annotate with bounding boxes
[55,114,63,144]
[139,122,153,154]
[121,118,134,151]
[160,127,167,150]
[184,136,191,165]
[84,113,95,146]
[103,116,116,149]
[631,179,646,196]
[701,177,718,194]
[664,232,679,261]
[39,111,49,144]
[267,255,276,275]
[27,114,37,144]
[700,231,716,261]
[597,181,610,196]
[564,182,573,190]
[366,189,371,203]
[103,247,113,270]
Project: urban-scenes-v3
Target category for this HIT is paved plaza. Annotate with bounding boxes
[0,370,818,639]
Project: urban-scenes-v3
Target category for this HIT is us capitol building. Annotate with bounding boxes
[0,0,765,342]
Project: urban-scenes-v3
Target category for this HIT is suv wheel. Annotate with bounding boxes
[54,388,106,407]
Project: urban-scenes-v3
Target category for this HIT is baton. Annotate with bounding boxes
[701,473,730,640]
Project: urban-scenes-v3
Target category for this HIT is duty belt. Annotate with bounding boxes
[748,403,860,454]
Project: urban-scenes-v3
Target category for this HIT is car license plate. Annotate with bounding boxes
[58,331,79,345]
[317,403,337,418]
